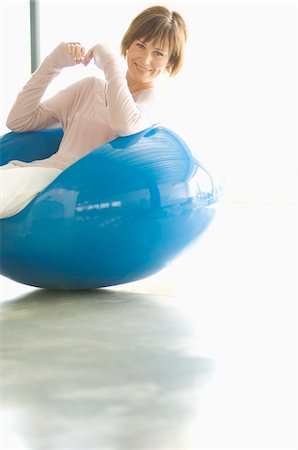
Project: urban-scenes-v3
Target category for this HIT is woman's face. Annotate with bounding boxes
[126,39,170,91]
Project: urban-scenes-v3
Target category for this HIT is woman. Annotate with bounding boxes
[0,5,187,218]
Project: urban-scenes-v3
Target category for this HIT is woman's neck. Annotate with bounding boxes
[126,72,153,93]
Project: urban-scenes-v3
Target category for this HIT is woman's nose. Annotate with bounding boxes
[142,51,152,66]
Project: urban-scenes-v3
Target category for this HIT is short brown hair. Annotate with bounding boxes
[120,5,188,77]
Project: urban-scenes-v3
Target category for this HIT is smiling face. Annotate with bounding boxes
[125,39,170,92]
[121,6,188,90]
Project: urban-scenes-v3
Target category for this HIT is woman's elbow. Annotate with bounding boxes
[115,127,135,137]
[6,123,27,133]
[6,118,22,132]
[6,115,34,132]
[111,121,150,137]
[6,112,24,131]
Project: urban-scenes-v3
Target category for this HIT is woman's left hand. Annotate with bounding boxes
[83,43,115,71]
[83,46,95,66]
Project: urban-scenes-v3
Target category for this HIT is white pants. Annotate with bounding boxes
[0,163,62,219]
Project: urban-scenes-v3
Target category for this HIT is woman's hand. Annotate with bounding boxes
[65,42,115,68]
[83,46,95,66]
[83,43,114,70]
[66,42,86,64]
[67,43,115,68]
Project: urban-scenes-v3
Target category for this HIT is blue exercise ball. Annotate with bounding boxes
[0,126,221,290]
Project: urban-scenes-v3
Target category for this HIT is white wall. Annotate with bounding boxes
[1,1,297,204]
[1,0,31,134]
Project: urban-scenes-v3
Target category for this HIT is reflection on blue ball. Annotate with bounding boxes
[0,126,221,290]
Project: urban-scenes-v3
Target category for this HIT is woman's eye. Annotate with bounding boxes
[137,43,145,49]
[155,51,164,57]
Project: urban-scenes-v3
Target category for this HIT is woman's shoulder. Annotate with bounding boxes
[133,86,168,123]
[132,87,157,106]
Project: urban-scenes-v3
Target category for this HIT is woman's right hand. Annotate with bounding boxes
[66,42,86,63]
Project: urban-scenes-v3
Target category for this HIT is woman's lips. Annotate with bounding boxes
[135,63,152,73]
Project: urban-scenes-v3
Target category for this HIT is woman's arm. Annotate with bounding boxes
[6,42,78,132]
[89,43,156,136]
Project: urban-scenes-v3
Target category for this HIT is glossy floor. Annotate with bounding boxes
[1,204,297,449]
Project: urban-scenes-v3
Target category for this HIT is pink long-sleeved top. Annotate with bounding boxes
[6,42,159,170]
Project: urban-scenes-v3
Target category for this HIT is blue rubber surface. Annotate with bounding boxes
[0,126,220,289]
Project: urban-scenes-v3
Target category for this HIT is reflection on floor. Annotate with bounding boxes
[1,203,297,449]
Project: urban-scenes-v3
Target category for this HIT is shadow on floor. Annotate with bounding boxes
[1,288,214,449]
